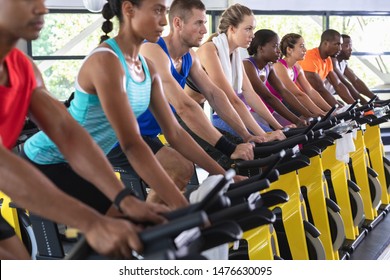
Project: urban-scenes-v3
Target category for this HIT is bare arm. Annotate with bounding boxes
[0,144,142,257]
[75,51,189,209]
[326,70,356,104]
[273,62,326,116]
[344,66,376,100]
[29,87,170,219]
[197,42,284,139]
[304,70,341,107]
[145,59,229,175]
[140,42,254,160]
[241,69,285,131]
[331,58,366,104]
[267,67,319,117]
[140,43,226,145]
[189,51,262,143]
[293,65,332,112]
[243,60,304,125]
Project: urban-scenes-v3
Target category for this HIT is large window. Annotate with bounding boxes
[30,11,109,100]
[329,14,390,89]
[29,10,212,101]
[29,10,390,101]
[253,13,324,50]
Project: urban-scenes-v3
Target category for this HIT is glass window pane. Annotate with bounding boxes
[329,16,390,52]
[32,12,211,101]
[254,15,323,50]
[347,56,385,88]
[32,13,114,57]
[36,59,82,101]
[330,15,390,89]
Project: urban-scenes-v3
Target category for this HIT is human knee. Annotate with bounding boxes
[178,157,194,183]
[167,153,194,184]
[157,148,194,186]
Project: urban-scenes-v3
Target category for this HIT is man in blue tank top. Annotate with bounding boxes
[108,0,260,196]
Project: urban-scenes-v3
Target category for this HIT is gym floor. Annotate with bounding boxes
[348,151,390,260]
[350,213,390,260]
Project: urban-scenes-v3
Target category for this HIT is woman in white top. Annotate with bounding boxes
[186,3,285,140]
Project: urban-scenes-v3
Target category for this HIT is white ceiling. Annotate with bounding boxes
[46,0,390,12]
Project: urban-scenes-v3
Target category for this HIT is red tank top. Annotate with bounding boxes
[0,48,36,150]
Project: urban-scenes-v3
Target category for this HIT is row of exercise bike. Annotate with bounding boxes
[1,96,390,260]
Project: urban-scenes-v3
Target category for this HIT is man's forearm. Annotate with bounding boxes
[168,129,226,175]
[317,87,339,107]
[354,79,376,99]
[0,147,101,232]
[334,83,355,104]
[176,104,222,146]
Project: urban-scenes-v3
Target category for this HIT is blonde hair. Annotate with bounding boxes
[204,4,253,43]
[218,3,253,34]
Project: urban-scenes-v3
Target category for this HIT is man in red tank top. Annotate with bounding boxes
[0,0,167,259]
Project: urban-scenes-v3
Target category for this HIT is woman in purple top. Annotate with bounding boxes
[274,33,332,113]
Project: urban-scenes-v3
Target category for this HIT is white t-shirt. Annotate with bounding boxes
[324,60,348,94]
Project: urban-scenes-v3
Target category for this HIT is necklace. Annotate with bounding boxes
[127,59,142,73]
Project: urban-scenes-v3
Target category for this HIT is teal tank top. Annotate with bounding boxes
[24,38,151,164]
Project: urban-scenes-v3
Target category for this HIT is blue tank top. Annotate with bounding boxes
[137,37,192,137]
[24,38,151,164]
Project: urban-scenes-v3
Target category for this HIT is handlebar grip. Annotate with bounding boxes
[226,179,270,199]
[140,211,208,244]
[253,134,308,157]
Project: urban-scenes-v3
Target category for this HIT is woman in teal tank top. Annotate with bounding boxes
[22,0,189,212]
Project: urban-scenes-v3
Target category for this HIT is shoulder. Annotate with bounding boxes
[242,57,252,64]
[84,45,124,72]
[273,61,284,71]
[140,41,169,65]
[203,41,217,51]
[7,48,33,69]
[86,45,119,63]
[142,56,158,79]
[197,41,217,56]
[79,45,125,83]
[242,59,252,69]
[141,40,166,57]
[306,48,318,59]
[7,48,41,88]
[8,48,25,59]
[294,63,303,71]
[141,41,161,51]
[188,48,197,58]
[143,56,156,70]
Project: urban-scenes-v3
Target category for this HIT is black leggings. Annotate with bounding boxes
[107,136,164,175]
[20,150,111,214]
[0,212,15,241]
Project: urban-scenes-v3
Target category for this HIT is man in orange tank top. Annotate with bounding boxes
[299,29,359,107]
